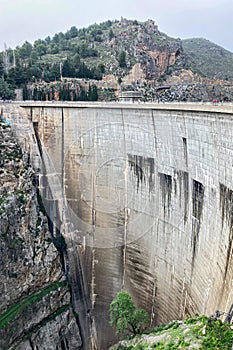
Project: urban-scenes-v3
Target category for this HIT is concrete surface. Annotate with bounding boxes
[1,101,233,349]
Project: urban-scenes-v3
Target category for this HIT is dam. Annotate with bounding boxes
[1,101,233,349]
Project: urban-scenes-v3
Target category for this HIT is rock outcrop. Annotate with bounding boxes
[104,19,186,81]
[0,115,81,349]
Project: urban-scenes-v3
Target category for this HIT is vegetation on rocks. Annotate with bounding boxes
[0,114,81,350]
[182,38,233,81]
[1,18,232,102]
[0,281,68,330]
[110,315,233,350]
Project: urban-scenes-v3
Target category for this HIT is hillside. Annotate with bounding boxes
[0,19,185,82]
[0,19,233,102]
[182,38,233,81]
[110,315,233,350]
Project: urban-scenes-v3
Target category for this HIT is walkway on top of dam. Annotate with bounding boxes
[16,101,233,115]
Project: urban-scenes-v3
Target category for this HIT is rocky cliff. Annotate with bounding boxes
[0,114,81,349]
[102,18,186,81]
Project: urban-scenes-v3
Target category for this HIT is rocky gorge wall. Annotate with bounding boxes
[1,102,233,349]
[0,111,81,349]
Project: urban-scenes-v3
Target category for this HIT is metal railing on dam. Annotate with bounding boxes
[1,101,233,349]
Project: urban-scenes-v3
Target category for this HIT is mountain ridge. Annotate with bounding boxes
[0,18,233,102]
[182,37,233,80]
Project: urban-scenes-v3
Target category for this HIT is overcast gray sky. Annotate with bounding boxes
[1,0,233,52]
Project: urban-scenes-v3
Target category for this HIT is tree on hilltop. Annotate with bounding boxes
[109,28,114,40]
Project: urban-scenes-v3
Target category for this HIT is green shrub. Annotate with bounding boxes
[110,291,149,336]
[0,280,67,329]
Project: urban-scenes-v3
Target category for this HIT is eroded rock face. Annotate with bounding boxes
[14,309,82,350]
[0,116,81,349]
[122,63,146,85]
[103,19,186,81]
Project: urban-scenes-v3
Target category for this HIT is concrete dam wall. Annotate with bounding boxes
[2,102,233,349]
